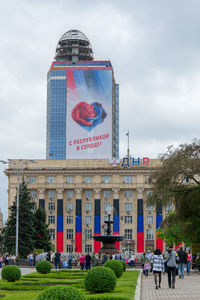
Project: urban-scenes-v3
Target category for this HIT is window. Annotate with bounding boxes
[125,229,132,240]
[67,216,73,224]
[103,176,111,183]
[29,177,36,184]
[85,202,92,211]
[66,176,73,184]
[146,229,154,240]
[125,202,132,211]
[84,176,92,184]
[30,190,37,199]
[146,190,152,197]
[66,245,73,253]
[85,245,92,253]
[145,176,151,184]
[166,203,172,212]
[146,204,154,212]
[67,229,73,240]
[146,216,153,225]
[48,216,55,224]
[104,190,111,198]
[48,190,55,199]
[125,190,133,199]
[66,190,74,199]
[48,202,55,211]
[49,229,55,240]
[47,176,55,184]
[104,202,111,213]
[104,215,109,222]
[183,177,191,183]
[85,190,92,199]
[125,216,132,224]
[85,216,92,225]
[33,202,37,211]
[124,176,132,184]
[67,203,73,211]
[85,229,92,240]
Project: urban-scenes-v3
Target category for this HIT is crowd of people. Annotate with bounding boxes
[2,246,200,291]
[141,246,200,290]
[42,251,134,270]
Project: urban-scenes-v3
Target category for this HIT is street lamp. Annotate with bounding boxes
[0,159,35,257]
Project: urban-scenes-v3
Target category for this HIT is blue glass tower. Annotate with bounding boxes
[46,30,119,159]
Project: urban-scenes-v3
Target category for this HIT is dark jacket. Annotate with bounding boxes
[85,254,91,264]
[177,249,187,264]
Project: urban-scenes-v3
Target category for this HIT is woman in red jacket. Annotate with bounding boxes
[79,254,86,271]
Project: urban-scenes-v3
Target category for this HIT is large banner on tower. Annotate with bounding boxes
[66,69,113,159]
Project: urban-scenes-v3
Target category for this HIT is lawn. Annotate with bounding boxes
[0,269,139,300]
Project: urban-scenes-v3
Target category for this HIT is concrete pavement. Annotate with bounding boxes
[141,271,200,300]
[0,267,36,279]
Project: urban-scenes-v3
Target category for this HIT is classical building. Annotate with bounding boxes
[46,29,119,160]
[5,158,169,254]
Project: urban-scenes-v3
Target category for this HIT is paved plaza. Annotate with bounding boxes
[141,271,200,300]
[0,267,36,279]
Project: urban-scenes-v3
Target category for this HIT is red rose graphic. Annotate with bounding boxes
[71,102,96,126]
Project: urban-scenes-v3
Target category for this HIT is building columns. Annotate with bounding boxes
[137,188,144,253]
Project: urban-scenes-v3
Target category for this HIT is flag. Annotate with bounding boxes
[126,132,129,136]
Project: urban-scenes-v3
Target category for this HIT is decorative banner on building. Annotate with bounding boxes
[66,69,113,159]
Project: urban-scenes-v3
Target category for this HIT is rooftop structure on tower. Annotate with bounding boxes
[55,29,93,61]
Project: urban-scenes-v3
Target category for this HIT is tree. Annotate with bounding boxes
[157,212,191,246]
[33,207,51,252]
[148,139,200,244]
[3,180,36,258]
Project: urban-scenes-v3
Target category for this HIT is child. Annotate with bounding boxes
[143,260,151,277]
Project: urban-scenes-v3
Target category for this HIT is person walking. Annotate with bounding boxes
[196,251,200,272]
[85,253,92,270]
[68,252,73,269]
[79,253,86,271]
[54,250,61,269]
[141,252,146,272]
[164,245,179,289]
[151,248,164,289]
[129,253,135,269]
[177,246,187,279]
[186,250,192,275]
[143,259,151,277]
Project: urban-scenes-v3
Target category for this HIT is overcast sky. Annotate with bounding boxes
[1,0,200,220]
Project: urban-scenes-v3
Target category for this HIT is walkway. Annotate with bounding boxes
[0,267,35,279]
[141,272,200,300]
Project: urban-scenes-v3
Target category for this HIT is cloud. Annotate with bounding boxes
[0,0,200,219]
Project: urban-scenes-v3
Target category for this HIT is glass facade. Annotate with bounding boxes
[46,69,66,159]
[46,61,119,159]
[115,84,119,159]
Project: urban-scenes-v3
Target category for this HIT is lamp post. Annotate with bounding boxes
[0,159,35,257]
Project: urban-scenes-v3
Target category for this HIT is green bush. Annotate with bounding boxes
[36,260,51,274]
[104,260,123,278]
[119,260,126,272]
[1,265,21,282]
[37,286,86,300]
[84,266,116,293]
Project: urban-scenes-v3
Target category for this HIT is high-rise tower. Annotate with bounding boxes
[46,29,119,159]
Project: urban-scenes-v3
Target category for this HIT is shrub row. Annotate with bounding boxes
[104,260,123,278]
[84,266,116,293]
[37,286,86,300]
[1,265,21,282]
